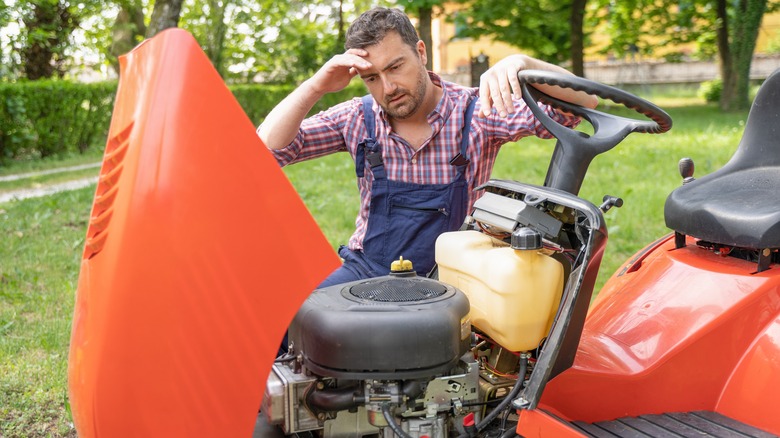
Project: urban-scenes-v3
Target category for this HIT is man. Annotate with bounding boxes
[257,7,597,288]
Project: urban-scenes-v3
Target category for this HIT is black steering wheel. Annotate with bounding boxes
[517,70,672,195]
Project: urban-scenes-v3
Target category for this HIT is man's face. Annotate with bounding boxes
[358,32,429,120]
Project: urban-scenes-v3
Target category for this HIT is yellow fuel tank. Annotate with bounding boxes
[435,230,564,352]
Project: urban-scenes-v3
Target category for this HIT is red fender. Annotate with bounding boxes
[523,235,780,435]
[67,29,340,437]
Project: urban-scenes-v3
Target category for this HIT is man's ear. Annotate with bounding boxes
[416,40,427,66]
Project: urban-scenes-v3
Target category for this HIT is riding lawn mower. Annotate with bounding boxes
[68,29,780,438]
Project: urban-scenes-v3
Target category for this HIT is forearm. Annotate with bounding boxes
[257,79,325,150]
[478,54,598,118]
[522,57,598,109]
[258,49,372,150]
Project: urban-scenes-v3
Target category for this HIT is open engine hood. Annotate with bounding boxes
[67,29,340,437]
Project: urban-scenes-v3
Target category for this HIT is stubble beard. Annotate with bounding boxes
[383,69,428,120]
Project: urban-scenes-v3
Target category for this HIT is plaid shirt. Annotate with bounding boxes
[266,72,579,251]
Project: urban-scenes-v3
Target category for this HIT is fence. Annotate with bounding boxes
[440,54,780,86]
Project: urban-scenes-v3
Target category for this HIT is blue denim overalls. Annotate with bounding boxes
[318,94,478,288]
[278,95,477,356]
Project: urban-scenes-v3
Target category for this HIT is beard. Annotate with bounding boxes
[382,68,428,120]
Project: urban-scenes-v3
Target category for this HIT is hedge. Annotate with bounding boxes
[230,82,366,125]
[0,81,117,161]
[0,80,367,164]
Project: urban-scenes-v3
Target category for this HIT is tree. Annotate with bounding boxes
[146,0,183,37]
[598,0,779,111]
[110,0,147,72]
[570,0,587,77]
[400,0,443,70]
[451,0,589,76]
[180,0,231,76]
[715,0,771,110]
[9,0,86,80]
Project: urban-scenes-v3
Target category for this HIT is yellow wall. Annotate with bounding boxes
[758,12,780,52]
[432,14,520,74]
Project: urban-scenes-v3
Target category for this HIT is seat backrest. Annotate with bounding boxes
[724,68,780,171]
[663,68,780,250]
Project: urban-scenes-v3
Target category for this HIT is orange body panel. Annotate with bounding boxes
[516,409,588,437]
[67,29,340,437]
[519,235,780,435]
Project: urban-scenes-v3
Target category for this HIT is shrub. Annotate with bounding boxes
[230,81,366,124]
[698,79,722,103]
[0,80,367,164]
[0,81,117,162]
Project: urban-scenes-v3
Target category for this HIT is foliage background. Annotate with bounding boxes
[0,80,367,163]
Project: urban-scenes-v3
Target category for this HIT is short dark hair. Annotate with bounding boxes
[345,8,420,50]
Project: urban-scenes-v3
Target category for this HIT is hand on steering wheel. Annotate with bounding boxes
[517,70,672,195]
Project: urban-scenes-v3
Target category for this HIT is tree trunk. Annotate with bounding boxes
[715,0,736,110]
[110,1,147,73]
[21,2,74,80]
[146,0,184,38]
[418,6,433,70]
[336,0,345,51]
[205,0,229,76]
[570,0,587,77]
[730,0,767,110]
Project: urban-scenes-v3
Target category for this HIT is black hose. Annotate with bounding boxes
[402,380,426,400]
[381,404,413,438]
[458,356,529,438]
[500,428,519,438]
[306,384,363,412]
[476,356,528,432]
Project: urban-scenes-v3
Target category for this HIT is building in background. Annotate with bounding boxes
[429,6,780,86]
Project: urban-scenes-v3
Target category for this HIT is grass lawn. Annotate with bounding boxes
[1,188,91,437]
[0,90,750,437]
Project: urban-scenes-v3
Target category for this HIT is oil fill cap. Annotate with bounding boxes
[512,227,542,250]
[391,256,414,272]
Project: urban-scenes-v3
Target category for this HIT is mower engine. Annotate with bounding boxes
[262,273,483,437]
[261,181,589,437]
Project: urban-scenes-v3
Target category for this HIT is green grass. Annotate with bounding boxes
[0,92,750,437]
[1,188,92,438]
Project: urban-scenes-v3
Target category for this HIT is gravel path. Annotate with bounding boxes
[0,162,101,182]
[0,176,98,204]
[0,162,102,204]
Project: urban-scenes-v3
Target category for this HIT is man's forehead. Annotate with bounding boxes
[362,33,418,66]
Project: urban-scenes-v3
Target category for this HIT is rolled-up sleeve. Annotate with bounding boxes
[478,100,581,145]
[261,98,360,167]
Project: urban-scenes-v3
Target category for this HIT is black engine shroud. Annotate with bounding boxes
[289,275,471,380]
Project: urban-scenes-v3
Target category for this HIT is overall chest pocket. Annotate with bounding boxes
[381,190,452,269]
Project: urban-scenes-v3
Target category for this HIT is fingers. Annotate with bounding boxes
[332,52,371,72]
[479,57,526,118]
[496,68,516,116]
[478,79,492,117]
[508,68,523,100]
[488,73,509,117]
[480,69,515,117]
[310,52,373,95]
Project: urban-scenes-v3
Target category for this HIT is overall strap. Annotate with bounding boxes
[449,95,478,168]
[355,95,385,178]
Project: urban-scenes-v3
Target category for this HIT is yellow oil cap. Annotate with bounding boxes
[390,256,414,272]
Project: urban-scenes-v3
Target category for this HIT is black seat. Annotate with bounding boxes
[664,68,780,249]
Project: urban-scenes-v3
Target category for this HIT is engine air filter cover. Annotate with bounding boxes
[290,275,470,379]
